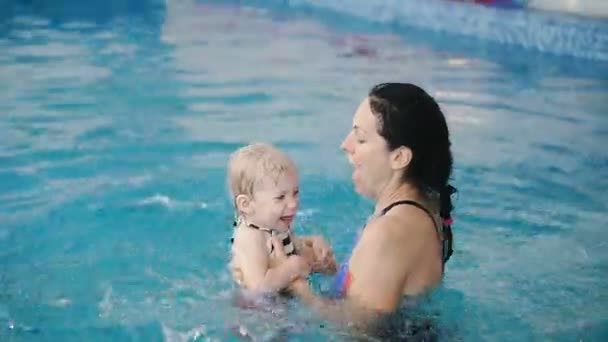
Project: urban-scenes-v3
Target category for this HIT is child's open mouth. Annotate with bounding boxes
[280,216,294,225]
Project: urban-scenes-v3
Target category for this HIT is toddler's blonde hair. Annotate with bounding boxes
[227,142,297,199]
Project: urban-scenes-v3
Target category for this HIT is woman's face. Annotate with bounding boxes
[341,98,394,199]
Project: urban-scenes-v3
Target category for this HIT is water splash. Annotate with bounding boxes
[137,194,209,210]
[161,323,208,342]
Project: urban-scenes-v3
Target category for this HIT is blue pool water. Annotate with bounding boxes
[1,0,607,340]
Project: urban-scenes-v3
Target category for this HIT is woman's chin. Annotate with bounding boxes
[353,182,372,199]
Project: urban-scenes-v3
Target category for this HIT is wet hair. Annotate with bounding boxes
[227,142,297,200]
[368,83,456,261]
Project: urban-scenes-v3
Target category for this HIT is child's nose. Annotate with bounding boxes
[287,196,298,210]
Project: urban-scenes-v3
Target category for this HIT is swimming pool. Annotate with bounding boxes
[1,0,607,340]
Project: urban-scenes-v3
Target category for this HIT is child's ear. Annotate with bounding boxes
[235,194,253,215]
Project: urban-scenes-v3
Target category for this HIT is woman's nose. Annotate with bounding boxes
[341,133,352,152]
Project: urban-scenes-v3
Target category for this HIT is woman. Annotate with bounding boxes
[273,82,456,333]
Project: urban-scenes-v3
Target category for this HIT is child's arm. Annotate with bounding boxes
[235,233,310,293]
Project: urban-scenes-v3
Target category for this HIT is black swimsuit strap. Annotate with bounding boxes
[246,223,273,234]
[381,200,436,227]
[230,222,272,244]
[381,200,453,265]
[232,222,296,256]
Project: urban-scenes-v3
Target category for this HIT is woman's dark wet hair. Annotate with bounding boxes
[368,82,456,262]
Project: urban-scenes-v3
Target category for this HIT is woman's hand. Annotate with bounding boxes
[311,236,338,274]
[274,238,383,331]
[299,235,338,275]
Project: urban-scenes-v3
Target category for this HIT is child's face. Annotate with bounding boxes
[248,170,300,231]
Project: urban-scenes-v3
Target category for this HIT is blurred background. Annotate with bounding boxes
[1,0,607,341]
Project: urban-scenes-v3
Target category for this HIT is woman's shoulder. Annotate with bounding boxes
[354,216,417,258]
[367,205,438,241]
[354,206,440,264]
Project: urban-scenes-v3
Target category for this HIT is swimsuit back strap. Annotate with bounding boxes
[381,200,453,264]
[381,200,437,228]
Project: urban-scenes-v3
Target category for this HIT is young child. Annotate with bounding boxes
[227,143,336,295]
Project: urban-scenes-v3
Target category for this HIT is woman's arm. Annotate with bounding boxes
[280,215,431,327]
[288,278,384,330]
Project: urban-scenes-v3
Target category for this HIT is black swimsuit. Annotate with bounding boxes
[332,200,454,297]
[381,200,453,264]
[231,222,296,256]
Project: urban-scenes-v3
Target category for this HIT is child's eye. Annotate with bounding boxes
[275,195,285,200]
[293,190,299,196]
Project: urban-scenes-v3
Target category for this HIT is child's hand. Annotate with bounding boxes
[308,235,338,275]
[271,237,311,279]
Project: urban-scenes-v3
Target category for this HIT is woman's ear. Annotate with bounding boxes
[235,194,253,215]
[391,146,412,171]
